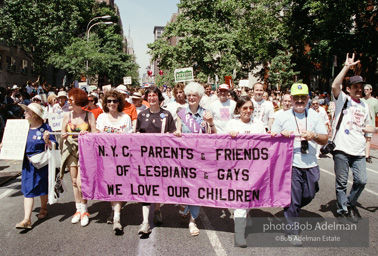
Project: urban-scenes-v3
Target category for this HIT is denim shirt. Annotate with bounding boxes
[181,106,207,134]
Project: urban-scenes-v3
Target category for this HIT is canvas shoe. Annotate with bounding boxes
[81,212,90,227]
[71,212,81,224]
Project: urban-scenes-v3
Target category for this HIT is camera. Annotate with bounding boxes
[301,140,309,154]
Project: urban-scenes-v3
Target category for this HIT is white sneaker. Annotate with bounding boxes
[138,223,151,234]
[113,219,122,231]
[71,212,81,224]
[81,212,89,227]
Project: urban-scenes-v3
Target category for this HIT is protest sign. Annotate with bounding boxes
[0,120,29,160]
[79,133,294,209]
[224,76,234,88]
[48,112,65,131]
[174,67,194,83]
[123,76,132,85]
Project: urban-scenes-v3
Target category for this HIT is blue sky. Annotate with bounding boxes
[115,0,179,79]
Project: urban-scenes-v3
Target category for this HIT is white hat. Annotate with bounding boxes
[219,84,230,90]
[131,92,142,99]
[116,84,128,94]
[19,103,44,119]
[12,85,18,90]
[57,91,67,98]
[32,95,42,101]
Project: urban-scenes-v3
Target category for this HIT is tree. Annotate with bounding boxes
[148,0,289,85]
[0,0,93,75]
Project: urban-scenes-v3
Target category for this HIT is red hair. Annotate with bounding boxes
[68,88,88,107]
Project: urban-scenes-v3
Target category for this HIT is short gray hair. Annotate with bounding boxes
[184,82,205,98]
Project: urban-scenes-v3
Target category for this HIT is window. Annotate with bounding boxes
[11,57,16,72]
[22,60,28,74]
[6,56,11,70]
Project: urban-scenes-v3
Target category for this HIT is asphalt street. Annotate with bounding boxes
[0,149,377,256]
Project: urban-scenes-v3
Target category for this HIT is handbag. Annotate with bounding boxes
[28,149,49,169]
[320,99,348,155]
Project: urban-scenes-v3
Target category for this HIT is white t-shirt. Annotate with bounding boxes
[273,109,286,119]
[165,101,188,123]
[209,99,236,133]
[96,113,132,133]
[252,98,274,129]
[333,91,371,156]
[224,118,266,135]
[200,94,218,110]
[317,106,330,125]
[272,108,328,168]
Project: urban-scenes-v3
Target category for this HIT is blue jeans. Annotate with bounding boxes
[183,205,200,219]
[333,151,367,215]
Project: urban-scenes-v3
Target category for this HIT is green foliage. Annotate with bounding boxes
[148,0,377,89]
[0,0,140,86]
[148,0,289,85]
[0,0,94,73]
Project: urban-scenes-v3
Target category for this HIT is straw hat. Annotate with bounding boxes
[19,103,44,119]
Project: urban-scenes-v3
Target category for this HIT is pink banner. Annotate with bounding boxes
[79,133,294,209]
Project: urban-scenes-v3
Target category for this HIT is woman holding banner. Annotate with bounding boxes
[173,82,216,236]
[60,88,96,227]
[96,89,132,234]
[15,103,57,229]
[136,86,176,235]
[225,96,266,247]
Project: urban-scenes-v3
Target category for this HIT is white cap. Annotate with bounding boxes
[19,103,44,119]
[57,91,67,98]
[116,84,128,94]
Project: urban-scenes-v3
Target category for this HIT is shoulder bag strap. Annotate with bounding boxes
[331,99,348,141]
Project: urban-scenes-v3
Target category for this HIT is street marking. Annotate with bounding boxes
[0,188,14,200]
[366,168,378,175]
[320,168,378,196]
[200,210,228,256]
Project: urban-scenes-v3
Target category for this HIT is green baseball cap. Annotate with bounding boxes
[290,83,309,95]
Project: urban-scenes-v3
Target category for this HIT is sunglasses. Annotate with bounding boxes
[107,99,119,104]
[241,106,254,110]
[33,99,41,102]
[293,95,307,101]
[88,99,94,102]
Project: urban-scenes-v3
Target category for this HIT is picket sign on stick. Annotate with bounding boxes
[49,132,79,135]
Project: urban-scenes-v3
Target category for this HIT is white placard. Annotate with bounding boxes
[79,82,89,93]
[102,85,111,92]
[174,67,194,83]
[0,120,29,160]
[48,112,65,131]
[239,79,249,88]
[123,76,132,85]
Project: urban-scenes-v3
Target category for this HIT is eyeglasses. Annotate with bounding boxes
[88,99,94,102]
[241,106,254,110]
[107,99,119,104]
[293,95,307,101]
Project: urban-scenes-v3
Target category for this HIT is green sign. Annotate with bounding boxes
[174,67,194,83]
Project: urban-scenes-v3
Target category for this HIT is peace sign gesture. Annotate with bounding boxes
[344,53,360,68]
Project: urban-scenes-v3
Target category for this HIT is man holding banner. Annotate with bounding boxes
[272,83,328,246]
